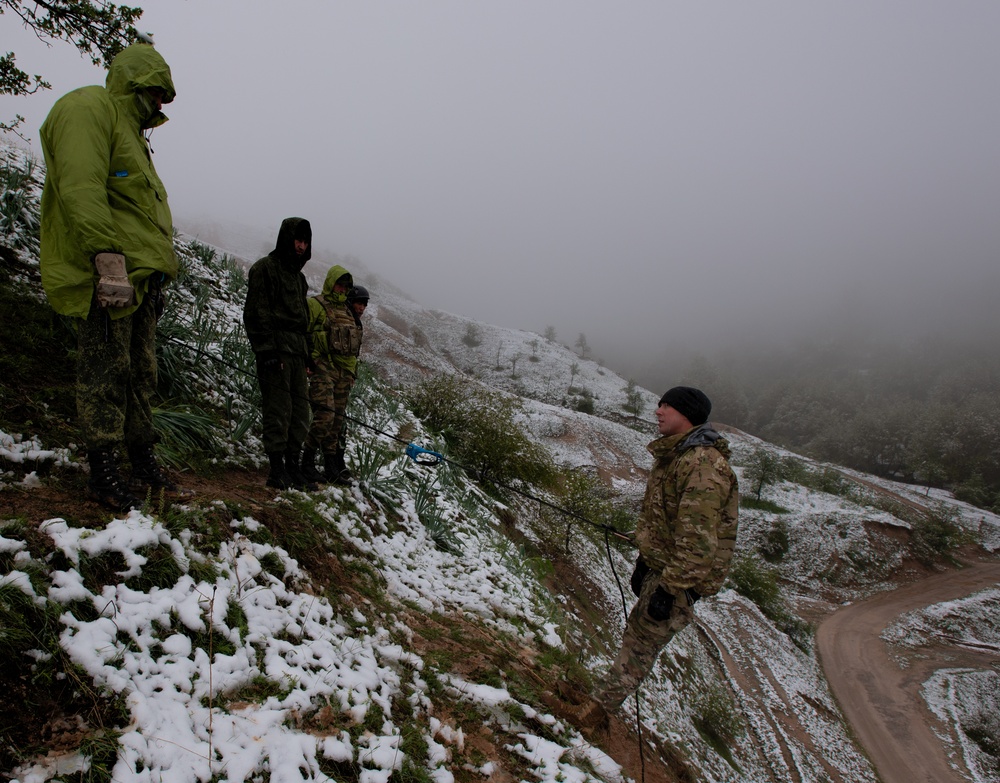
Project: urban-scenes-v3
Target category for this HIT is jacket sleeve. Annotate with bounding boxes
[243,263,275,354]
[42,93,121,257]
[659,449,733,590]
[306,297,327,361]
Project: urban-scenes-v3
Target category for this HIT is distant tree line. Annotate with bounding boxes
[681,337,1000,512]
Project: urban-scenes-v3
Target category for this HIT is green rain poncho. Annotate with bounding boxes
[39,43,178,319]
[307,264,361,376]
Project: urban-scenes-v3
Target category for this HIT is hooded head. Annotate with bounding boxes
[322,264,353,302]
[273,217,312,267]
[105,43,176,129]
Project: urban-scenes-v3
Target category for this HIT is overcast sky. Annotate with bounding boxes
[6,2,1000,383]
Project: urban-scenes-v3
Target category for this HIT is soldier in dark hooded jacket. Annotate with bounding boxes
[243,217,315,490]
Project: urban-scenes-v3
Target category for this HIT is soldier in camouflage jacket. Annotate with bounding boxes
[598,386,739,711]
[300,264,364,484]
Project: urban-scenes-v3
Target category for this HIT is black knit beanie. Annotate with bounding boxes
[658,386,712,426]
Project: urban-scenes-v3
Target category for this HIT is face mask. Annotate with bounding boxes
[134,90,161,128]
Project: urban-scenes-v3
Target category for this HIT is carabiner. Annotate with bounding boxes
[405,443,443,466]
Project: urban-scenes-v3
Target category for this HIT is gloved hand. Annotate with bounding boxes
[630,556,650,597]
[259,351,283,371]
[647,586,675,622]
[93,252,136,308]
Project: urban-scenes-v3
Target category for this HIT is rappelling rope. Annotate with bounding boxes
[161,334,636,546]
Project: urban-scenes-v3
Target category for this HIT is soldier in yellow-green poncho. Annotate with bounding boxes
[39,40,183,512]
[299,265,366,484]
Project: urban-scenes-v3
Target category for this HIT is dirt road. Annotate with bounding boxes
[817,558,1000,783]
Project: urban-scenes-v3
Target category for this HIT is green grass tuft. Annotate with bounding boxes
[740,496,790,514]
[692,681,744,771]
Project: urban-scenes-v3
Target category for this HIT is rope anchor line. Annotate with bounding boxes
[162,330,646,767]
[160,333,635,546]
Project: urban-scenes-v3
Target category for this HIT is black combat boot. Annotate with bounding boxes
[128,443,195,500]
[323,451,347,484]
[324,451,350,485]
[266,451,292,489]
[300,447,324,485]
[284,447,318,491]
[87,446,142,512]
[335,446,353,482]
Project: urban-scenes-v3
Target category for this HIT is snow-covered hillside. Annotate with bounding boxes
[3,139,1000,783]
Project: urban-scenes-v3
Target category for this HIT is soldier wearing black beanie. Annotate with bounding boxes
[658,386,712,426]
[591,382,738,716]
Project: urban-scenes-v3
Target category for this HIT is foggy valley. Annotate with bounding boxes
[3,3,1000,781]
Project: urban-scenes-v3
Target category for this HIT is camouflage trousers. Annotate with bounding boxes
[304,361,355,454]
[76,293,158,449]
[256,352,310,453]
[596,572,696,711]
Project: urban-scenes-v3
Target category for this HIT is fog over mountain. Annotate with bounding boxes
[6,2,1000,393]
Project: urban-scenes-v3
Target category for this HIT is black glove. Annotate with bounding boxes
[153,288,166,320]
[259,351,283,371]
[630,557,650,597]
[647,586,674,622]
[150,276,166,321]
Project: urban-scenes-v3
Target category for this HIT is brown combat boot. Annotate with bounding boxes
[541,681,610,742]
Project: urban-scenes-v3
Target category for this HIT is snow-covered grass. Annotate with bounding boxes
[923,669,1000,783]
[838,467,1000,553]
[0,143,41,259]
[361,288,661,431]
[1,454,629,783]
[0,431,76,480]
[4,425,895,783]
[882,586,1000,652]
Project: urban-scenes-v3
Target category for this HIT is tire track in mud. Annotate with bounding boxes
[697,622,802,783]
[816,558,1000,783]
[698,611,846,783]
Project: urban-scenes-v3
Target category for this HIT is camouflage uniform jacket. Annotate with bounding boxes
[243,217,312,358]
[634,424,739,597]
[307,264,362,376]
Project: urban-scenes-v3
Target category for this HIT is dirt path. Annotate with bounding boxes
[816,557,1000,783]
